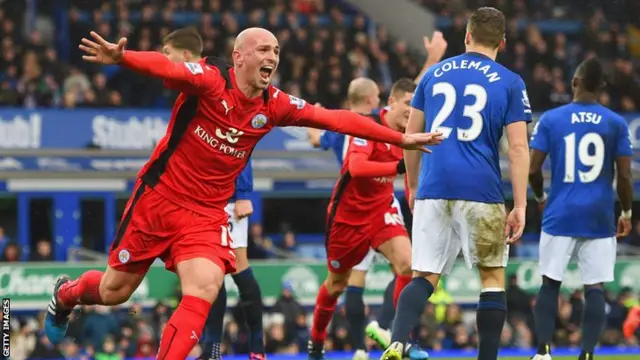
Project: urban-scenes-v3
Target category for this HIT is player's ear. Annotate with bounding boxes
[498,38,506,52]
[464,32,471,46]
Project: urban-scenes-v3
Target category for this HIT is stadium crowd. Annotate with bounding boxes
[8,277,640,359]
[2,0,640,111]
[3,0,640,358]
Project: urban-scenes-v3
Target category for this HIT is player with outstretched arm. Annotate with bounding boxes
[43,27,443,360]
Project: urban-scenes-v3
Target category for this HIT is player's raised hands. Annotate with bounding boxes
[400,132,444,153]
[617,215,632,238]
[79,31,127,65]
[505,207,525,244]
[424,31,448,62]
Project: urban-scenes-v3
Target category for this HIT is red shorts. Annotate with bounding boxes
[108,182,236,275]
[325,205,408,273]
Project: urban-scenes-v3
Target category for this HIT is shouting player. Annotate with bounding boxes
[529,57,633,360]
[383,7,531,360]
[306,33,448,356]
[45,27,442,359]
[307,77,438,360]
[155,29,263,360]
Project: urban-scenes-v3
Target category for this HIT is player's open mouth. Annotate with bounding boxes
[259,66,273,80]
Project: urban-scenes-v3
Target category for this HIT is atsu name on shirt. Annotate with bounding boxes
[433,59,501,83]
[571,111,602,124]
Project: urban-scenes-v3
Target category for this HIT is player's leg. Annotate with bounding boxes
[576,237,616,360]
[157,257,225,359]
[366,264,395,350]
[45,184,154,344]
[309,226,370,360]
[533,232,575,359]
[458,201,508,360]
[232,246,265,359]
[309,269,353,360]
[223,203,265,359]
[383,199,456,360]
[376,270,396,330]
[157,222,236,360]
[199,282,227,360]
[347,251,374,359]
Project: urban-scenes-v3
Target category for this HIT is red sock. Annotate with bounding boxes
[393,274,412,307]
[310,283,339,344]
[157,295,211,360]
[57,270,104,307]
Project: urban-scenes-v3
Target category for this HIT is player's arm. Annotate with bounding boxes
[347,138,402,178]
[528,118,550,202]
[405,74,428,191]
[277,93,442,151]
[235,159,254,200]
[120,51,221,95]
[615,120,634,235]
[307,128,323,148]
[276,93,436,148]
[506,79,533,210]
[234,160,254,219]
[414,31,448,84]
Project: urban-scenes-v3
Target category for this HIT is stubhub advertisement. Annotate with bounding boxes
[0,109,315,151]
[3,109,640,151]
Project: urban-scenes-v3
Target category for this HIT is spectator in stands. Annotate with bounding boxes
[506,274,531,320]
[1,242,20,262]
[81,306,120,350]
[273,281,306,340]
[30,238,53,261]
[0,226,9,255]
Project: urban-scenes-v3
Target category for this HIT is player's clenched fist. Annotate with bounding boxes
[400,132,444,153]
[79,31,127,64]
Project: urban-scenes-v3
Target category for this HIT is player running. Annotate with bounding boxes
[307,77,435,360]
[306,33,448,357]
[382,7,532,360]
[45,27,442,359]
[529,57,633,360]
[154,30,264,360]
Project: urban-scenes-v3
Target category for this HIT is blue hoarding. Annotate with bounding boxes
[3,108,640,151]
[0,109,313,151]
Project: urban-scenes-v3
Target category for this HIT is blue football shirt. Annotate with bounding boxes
[529,102,633,238]
[319,131,349,166]
[412,52,533,203]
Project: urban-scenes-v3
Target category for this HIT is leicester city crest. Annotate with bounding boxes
[251,114,268,129]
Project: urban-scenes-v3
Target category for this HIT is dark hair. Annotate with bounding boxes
[163,27,203,55]
[467,7,506,49]
[575,57,605,93]
[390,78,417,97]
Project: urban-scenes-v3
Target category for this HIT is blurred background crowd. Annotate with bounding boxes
[2,0,640,111]
[4,0,640,359]
[9,277,640,359]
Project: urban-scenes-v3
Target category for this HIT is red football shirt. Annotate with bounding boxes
[119,52,405,226]
[327,115,403,226]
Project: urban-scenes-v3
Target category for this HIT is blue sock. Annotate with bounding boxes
[200,284,226,360]
[345,286,366,350]
[390,277,434,344]
[232,267,265,354]
[378,277,396,330]
[534,277,561,354]
[581,287,606,353]
[476,290,507,360]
